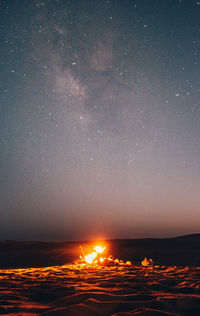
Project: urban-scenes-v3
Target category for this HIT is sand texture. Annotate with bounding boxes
[0,263,200,315]
[0,235,200,315]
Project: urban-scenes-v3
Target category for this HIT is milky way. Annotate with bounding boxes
[1,0,200,240]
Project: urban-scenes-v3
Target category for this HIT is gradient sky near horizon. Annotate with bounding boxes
[1,0,200,241]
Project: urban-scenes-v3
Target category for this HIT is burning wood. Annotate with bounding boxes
[141,257,154,267]
[79,244,132,266]
[79,244,154,268]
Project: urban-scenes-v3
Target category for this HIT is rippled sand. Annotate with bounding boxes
[0,263,200,315]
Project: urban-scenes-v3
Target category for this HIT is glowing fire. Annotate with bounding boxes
[94,245,106,253]
[80,245,107,265]
[80,244,132,266]
[79,242,155,268]
[83,252,98,264]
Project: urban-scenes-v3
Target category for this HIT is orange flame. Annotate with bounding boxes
[80,245,106,265]
[79,244,133,267]
[94,245,106,253]
[79,244,155,268]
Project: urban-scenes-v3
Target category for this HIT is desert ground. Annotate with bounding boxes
[0,234,200,315]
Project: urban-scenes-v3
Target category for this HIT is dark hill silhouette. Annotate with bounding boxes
[0,234,199,268]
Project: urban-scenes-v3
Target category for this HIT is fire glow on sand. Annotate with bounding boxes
[0,240,200,315]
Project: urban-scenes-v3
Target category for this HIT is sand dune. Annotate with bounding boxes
[0,235,200,315]
[0,263,200,315]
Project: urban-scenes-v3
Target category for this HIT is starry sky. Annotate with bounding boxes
[1,0,200,241]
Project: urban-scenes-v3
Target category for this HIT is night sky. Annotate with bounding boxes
[1,0,200,241]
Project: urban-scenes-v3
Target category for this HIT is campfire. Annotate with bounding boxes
[79,244,132,266]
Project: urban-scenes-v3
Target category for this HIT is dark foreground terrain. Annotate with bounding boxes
[0,234,200,315]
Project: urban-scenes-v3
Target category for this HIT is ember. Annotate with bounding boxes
[80,244,132,266]
[141,257,154,267]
